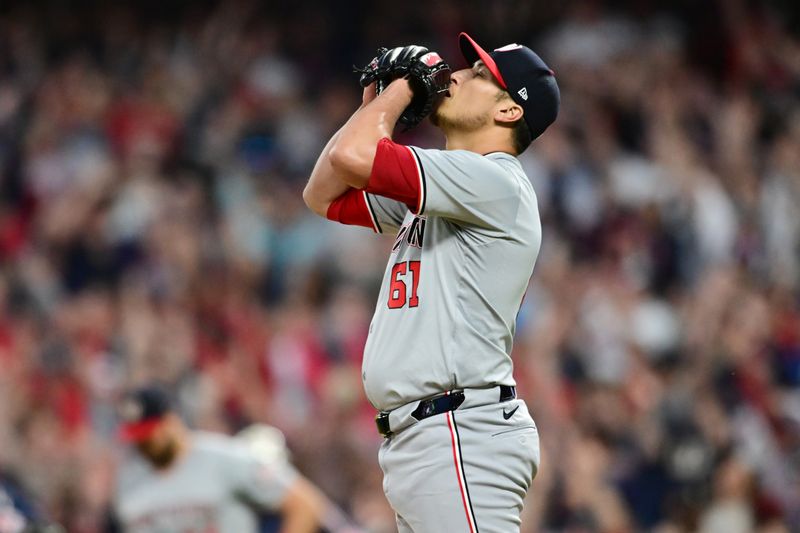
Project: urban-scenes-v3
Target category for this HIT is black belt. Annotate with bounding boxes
[375,385,516,438]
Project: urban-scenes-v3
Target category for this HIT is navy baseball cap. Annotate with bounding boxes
[459,32,560,140]
[118,385,173,442]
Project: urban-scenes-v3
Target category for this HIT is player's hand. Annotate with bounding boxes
[355,45,451,129]
[388,46,451,128]
[354,46,389,88]
[362,81,377,106]
[356,45,430,91]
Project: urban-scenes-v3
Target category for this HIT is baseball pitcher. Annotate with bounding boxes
[303,33,559,532]
[109,385,328,533]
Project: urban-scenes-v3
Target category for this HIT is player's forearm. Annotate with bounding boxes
[303,129,353,217]
[280,511,321,533]
[329,79,413,188]
[304,97,379,217]
[278,478,326,533]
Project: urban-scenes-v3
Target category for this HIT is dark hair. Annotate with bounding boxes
[511,119,532,155]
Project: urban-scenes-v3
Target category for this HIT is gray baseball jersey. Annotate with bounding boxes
[114,431,297,533]
[359,143,541,411]
[323,139,544,532]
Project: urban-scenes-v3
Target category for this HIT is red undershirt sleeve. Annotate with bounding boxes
[326,189,381,233]
[365,138,425,215]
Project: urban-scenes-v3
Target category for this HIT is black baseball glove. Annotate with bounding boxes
[356,45,451,129]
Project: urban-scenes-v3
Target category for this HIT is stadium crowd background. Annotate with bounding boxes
[0,0,799,531]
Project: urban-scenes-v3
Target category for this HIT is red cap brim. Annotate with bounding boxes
[118,418,163,442]
[459,32,508,89]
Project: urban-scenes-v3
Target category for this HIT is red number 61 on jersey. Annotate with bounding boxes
[388,260,421,309]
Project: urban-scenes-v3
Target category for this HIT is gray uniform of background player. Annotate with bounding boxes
[362,145,541,532]
[114,432,297,533]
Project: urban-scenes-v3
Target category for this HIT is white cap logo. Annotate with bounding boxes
[495,44,523,52]
[518,87,528,100]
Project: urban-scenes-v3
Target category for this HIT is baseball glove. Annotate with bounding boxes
[355,45,451,129]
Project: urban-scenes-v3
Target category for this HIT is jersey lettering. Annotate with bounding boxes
[408,260,421,307]
[388,262,408,308]
[127,504,217,533]
[408,217,425,248]
[388,261,421,309]
[392,226,409,253]
[392,216,426,253]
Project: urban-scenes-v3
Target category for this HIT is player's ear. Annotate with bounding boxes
[494,100,523,125]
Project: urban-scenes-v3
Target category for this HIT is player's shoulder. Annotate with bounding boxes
[191,431,251,459]
[193,431,270,471]
[414,146,523,177]
[484,151,528,177]
[410,145,494,164]
[483,151,523,168]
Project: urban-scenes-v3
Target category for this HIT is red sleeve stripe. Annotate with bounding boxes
[363,192,382,234]
[367,138,424,212]
[326,188,377,232]
[407,146,427,214]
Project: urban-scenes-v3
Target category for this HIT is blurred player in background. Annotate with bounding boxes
[0,470,63,533]
[108,385,356,533]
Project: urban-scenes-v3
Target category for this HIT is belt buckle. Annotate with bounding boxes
[375,412,392,438]
[500,385,516,402]
[411,390,465,421]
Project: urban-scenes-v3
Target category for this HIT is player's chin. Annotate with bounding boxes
[430,109,442,127]
[430,102,448,128]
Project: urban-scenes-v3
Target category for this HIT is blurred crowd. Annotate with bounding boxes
[0,0,798,531]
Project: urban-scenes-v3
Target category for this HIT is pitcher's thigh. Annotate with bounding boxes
[465,428,540,531]
[380,404,540,533]
[453,403,540,533]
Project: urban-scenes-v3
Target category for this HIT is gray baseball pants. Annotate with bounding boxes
[377,387,540,532]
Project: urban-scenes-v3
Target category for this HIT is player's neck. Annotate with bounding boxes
[443,127,515,156]
[152,428,191,471]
